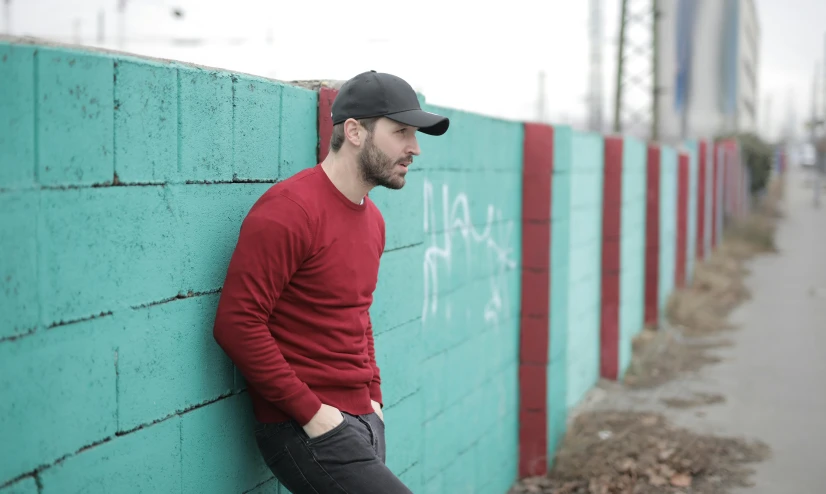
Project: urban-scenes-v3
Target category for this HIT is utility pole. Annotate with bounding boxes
[613,0,657,139]
[613,0,628,133]
[588,0,604,133]
[651,0,660,141]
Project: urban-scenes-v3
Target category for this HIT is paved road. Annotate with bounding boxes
[575,165,826,493]
[724,166,826,493]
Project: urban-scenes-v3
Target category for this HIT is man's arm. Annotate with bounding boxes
[365,312,382,408]
[213,197,322,426]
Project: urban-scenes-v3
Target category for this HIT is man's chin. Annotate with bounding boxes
[379,175,406,190]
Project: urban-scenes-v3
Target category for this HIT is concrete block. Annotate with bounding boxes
[442,447,477,493]
[40,417,181,494]
[520,315,549,365]
[423,403,457,478]
[546,357,567,457]
[278,85,317,179]
[521,221,550,270]
[113,59,176,183]
[478,413,518,490]
[374,318,422,407]
[521,177,552,222]
[0,191,39,339]
[372,170,424,251]
[117,294,233,431]
[519,363,547,412]
[0,44,36,189]
[552,125,573,173]
[384,390,423,478]
[172,183,271,293]
[422,350,447,420]
[180,394,271,494]
[551,172,571,221]
[244,478,281,494]
[37,48,114,185]
[232,76,281,180]
[423,471,444,494]
[0,477,37,494]
[178,67,233,181]
[0,316,117,482]
[520,269,549,318]
[373,244,424,335]
[39,187,181,324]
[398,463,423,494]
[519,409,547,476]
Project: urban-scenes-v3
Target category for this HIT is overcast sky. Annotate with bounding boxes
[4,0,825,141]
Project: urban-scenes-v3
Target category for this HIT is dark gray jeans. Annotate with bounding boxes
[254,412,412,494]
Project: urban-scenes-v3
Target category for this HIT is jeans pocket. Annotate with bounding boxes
[305,416,348,446]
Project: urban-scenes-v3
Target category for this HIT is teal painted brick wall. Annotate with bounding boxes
[548,125,572,460]
[417,102,522,493]
[684,140,699,281]
[2,39,525,493]
[618,137,646,378]
[565,131,604,409]
[0,41,318,492]
[658,147,678,320]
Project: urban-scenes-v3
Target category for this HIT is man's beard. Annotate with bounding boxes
[357,134,409,190]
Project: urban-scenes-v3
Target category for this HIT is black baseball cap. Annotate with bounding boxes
[331,70,450,136]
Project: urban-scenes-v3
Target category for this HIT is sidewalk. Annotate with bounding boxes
[568,165,826,493]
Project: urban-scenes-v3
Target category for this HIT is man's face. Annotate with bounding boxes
[357,117,421,190]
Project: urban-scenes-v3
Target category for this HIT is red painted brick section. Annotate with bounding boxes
[696,140,707,260]
[676,152,690,288]
[711,141,720,248]
[601,136,623,380]
[644,145,661,327]
[518,123,554,477]
[519,409,548,477]
[317,87,338,163]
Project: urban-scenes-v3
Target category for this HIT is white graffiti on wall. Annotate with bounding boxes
[422,178,517,327]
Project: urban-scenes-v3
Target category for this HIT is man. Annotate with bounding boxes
[213,71,449,493]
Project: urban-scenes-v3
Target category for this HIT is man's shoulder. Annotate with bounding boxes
[252,166,322,213]
[241,168,324,236]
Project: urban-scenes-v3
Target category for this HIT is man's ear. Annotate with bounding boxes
[344,118,362,147]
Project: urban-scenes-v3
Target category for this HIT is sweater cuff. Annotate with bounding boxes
[369,381,383,408]
[283,386,323,426]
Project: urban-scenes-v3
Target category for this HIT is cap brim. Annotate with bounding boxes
[386,109,450,136]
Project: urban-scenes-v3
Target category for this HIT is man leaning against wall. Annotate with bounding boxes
[213,70,450,493]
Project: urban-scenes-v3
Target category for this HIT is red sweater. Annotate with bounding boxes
[214,164,385,425]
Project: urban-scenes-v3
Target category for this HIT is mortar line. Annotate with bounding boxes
[231,75,236,179]
[115,346,120,432]
[176,68,182,173]
[277,85,283,179]
[112,60,118,181]
[33,48,40,183]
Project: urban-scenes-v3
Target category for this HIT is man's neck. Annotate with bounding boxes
[321,153,372,204]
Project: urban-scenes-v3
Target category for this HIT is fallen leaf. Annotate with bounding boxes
[671,473,693,487]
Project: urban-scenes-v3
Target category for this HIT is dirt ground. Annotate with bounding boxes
[510,411,771,494]
[510,178,784,494]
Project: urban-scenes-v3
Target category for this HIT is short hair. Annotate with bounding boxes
[329,117,379,153]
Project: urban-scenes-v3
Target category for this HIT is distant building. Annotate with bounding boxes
[656,0,760,144]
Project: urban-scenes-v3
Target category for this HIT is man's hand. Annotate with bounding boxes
[371,400,384,422]
[302,404,344,439]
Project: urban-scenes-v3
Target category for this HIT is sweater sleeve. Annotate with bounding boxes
[366,312,382,406]
[213,196,322,425]
[367,211,385,406]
